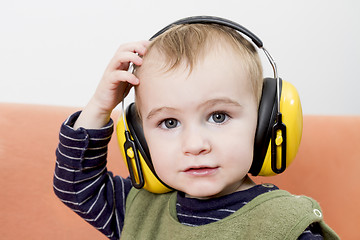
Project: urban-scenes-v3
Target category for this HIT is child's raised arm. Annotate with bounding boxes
[74,40,149,130]
[54,41,149,239]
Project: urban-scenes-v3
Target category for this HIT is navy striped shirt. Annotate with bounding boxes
[53,112,323,239]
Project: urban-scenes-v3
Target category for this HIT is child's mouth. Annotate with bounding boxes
[184,167,218,176]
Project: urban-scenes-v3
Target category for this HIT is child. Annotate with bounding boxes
[54,17,339,239]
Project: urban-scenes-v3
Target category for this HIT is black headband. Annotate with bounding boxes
[150,16,263,48]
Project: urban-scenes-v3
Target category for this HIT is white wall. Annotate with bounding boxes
[1,0,359,115]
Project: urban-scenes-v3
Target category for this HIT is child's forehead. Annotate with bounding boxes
[139,40,254,87]
[136,46,252,98]
[137,40,246,78]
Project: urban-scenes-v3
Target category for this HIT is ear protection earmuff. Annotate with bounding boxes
[116,16,303,193]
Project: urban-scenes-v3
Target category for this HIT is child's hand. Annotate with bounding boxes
[74,41,149,129]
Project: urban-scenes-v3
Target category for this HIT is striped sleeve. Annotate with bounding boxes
[53,111,132,240]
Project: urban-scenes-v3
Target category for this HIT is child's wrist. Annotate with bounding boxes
[73,100,112,130]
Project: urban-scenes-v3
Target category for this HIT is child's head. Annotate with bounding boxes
[133,23,264,198]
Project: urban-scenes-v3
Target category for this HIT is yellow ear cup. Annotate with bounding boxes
[116,113,172,193]
[257,80,303,176]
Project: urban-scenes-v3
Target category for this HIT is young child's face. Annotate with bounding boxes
[136,45,258,198]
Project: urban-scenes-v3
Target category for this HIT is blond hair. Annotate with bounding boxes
[138,23,263,104]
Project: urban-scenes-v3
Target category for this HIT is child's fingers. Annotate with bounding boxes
[109,69,140,86]
[105,41,150,72]
[109,51,144,70]
[117,40,150,55]
[107,49,147,72]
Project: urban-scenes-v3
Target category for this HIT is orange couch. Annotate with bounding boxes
[1,103,359,239]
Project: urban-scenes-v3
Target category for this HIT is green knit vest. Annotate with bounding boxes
[121,188,339,240]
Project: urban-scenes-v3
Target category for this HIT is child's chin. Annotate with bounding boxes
[184,188,225,199]
[176,180,231,199]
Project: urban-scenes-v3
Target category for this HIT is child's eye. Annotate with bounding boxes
[159,118,180,129]
[208,112,229,124]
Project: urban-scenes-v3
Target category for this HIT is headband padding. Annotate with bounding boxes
[250,78,281,175]
[126,103,153,171]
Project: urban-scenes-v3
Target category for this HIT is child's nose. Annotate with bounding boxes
[181,127,211,156]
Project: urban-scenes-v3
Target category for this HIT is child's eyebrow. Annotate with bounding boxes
[146,107,179,120]
[199,98,242,109]
[146,98,241,120]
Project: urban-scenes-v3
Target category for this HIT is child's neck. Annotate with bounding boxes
[185,175,256,199]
